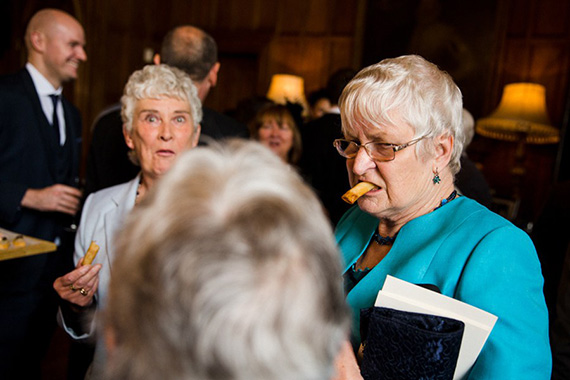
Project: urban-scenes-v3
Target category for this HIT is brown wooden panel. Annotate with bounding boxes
[139,1,172,35]
[329,38,355,73]
[263,36,356,100]
[528,43,570,126]
[214,30,273,54]
[506,0,531,37]
[279,0,364,35]
[496,40,531,90]
[174,1,219,28]
[265,37,329,90]
[533,0,570,37]
[255,0,280,31]
[266,38,310,75]
[332,0,359,35]
[205,53,259,113]
[279,0,311,34]
[304,0,331,34]
[216,0,237,30]
[298,38,330,93]
[215,0,276,31]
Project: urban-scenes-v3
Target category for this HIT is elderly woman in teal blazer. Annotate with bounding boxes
[332,55,551,379]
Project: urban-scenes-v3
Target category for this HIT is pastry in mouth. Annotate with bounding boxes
[342,182,377,204]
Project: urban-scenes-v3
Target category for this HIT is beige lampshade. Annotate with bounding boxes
[476,83,559,144]
[266,74,307,106]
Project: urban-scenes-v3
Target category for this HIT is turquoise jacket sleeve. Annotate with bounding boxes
[457,223,551,379]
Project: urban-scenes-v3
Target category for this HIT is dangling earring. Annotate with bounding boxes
[432,168,441,185]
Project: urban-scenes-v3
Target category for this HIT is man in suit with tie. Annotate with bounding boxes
[0,8,86,378]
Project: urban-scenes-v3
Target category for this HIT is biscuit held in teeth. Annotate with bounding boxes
[342,182,376,204]
[82,241,100,265]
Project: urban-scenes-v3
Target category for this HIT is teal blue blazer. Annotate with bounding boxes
[336,196,551,379]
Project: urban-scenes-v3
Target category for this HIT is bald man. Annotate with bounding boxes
[0,9,86,378]
[158,26,248,142]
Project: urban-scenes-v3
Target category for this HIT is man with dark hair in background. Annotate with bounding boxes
[300,68,357,227]
[85,25,248,196]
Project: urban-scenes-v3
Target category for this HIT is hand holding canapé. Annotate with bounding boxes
[53,241,102,307]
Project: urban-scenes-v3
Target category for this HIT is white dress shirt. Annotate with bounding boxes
[26,62,66,145]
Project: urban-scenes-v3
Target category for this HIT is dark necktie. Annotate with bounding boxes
[49,94,60,144]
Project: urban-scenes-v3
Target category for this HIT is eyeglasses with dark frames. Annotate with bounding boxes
[333,136,426,162]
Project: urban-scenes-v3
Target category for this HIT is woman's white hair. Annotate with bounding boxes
[105,140,350,380]
[461,108,475,150]
[120,64,202,134]
[339,55,464,175]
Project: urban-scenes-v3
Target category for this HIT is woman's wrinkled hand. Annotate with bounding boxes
[53,259,102,308]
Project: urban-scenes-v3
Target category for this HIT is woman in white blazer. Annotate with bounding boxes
[53,64,202,377]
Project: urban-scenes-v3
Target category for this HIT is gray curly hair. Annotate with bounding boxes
[121,64,202,134]
[105,140,350,380]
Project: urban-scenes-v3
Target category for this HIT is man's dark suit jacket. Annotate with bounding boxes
[84,105,248,196]
[200,106,249,141]
[455,155,492,208]
[300,113,351,227]
[0,68,82,377]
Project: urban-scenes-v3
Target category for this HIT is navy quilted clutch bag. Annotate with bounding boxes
[360,306,464,380]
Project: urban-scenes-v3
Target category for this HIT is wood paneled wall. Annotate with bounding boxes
[78,0,365,127]
[2,0,570,223]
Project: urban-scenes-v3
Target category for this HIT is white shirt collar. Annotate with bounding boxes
[26,62,62,96]
[25,62,67,145]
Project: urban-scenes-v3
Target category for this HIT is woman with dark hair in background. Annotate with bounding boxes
[249,103,302,166]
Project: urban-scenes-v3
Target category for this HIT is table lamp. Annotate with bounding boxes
[476,83,559,144]
[266,74,308,109]
[476,82,560,219]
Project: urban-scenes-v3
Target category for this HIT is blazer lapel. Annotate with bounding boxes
[102,176,140,272]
